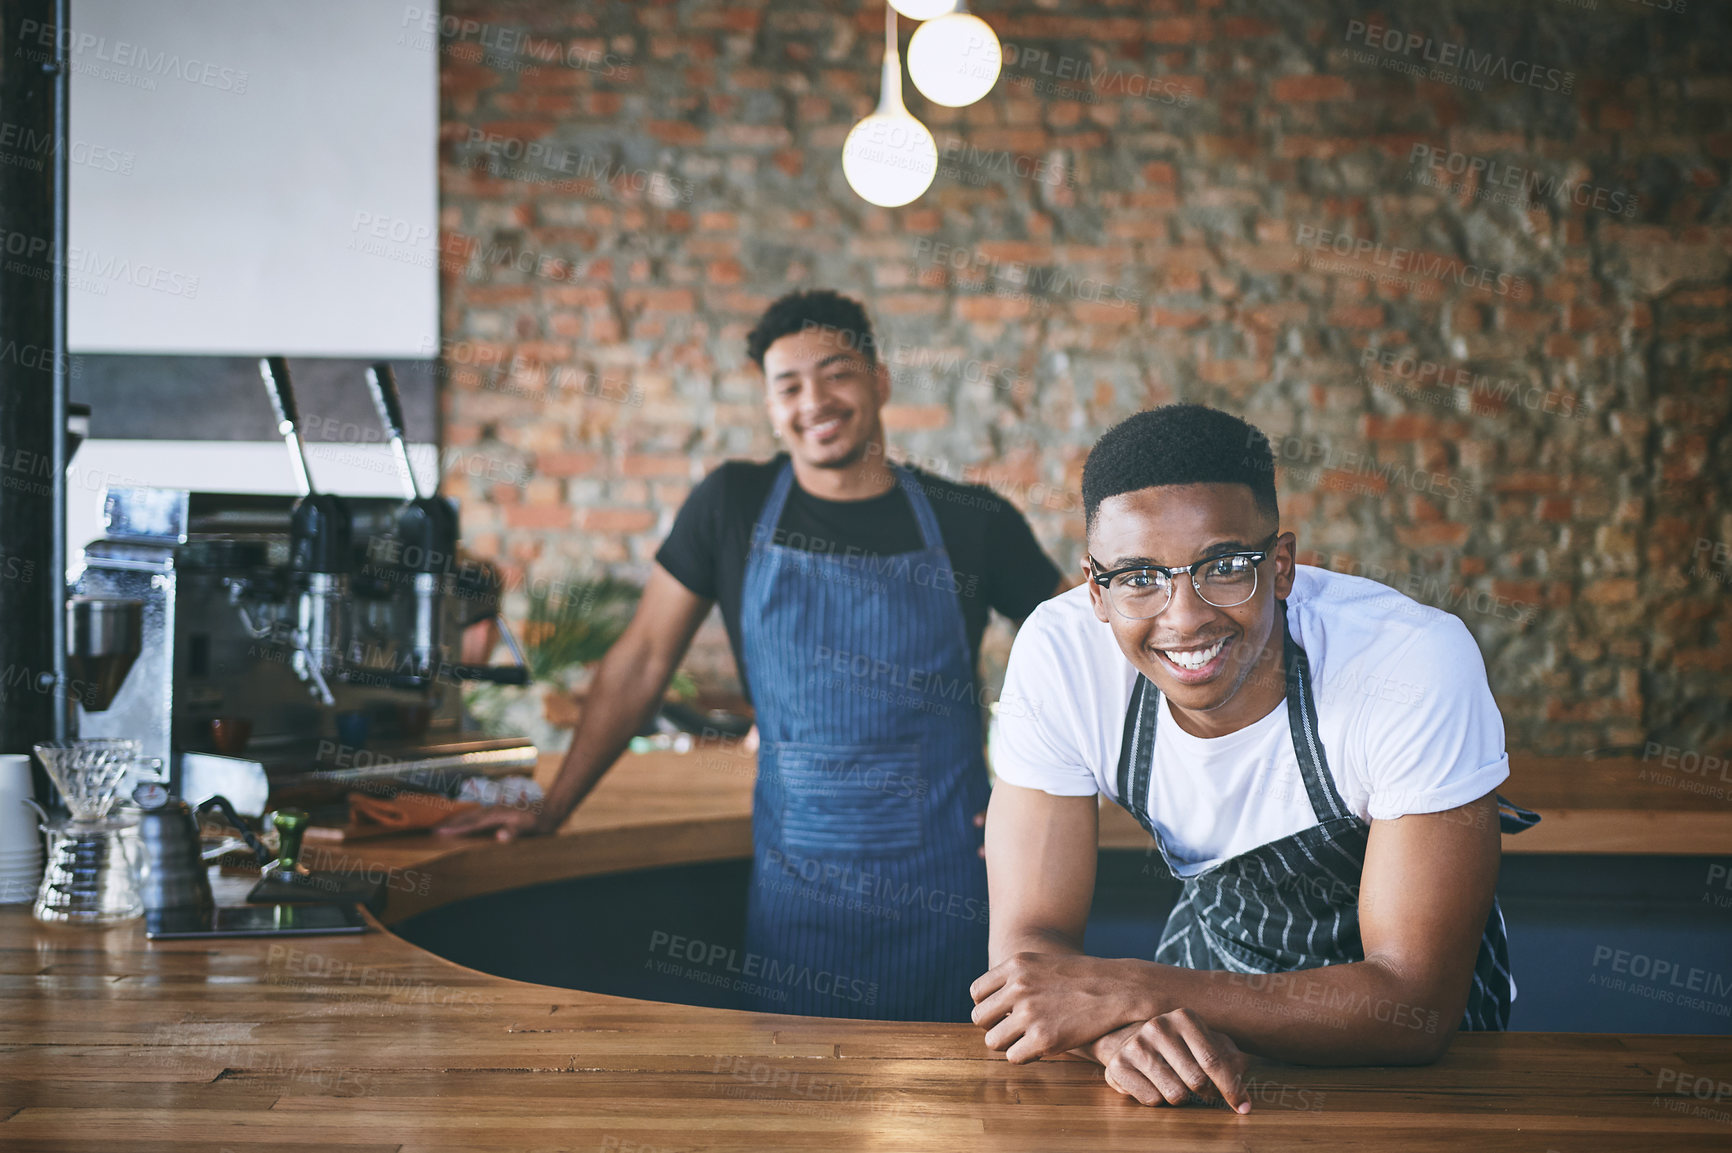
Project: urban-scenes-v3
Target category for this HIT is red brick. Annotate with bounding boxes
[1393,522,1471,548]
[1106,216,1171,240]
[578,508,656,534]
[977,241,1053,264]
[1072,301,1140,326]
[1493,471,1565,494]
[477,120,554,142]
[1320,468,1388,496]
[1582,578,1639,606]
[721,124,791,148]
[623,289,697,313]
[1128,189,1181,211]
[1362,414,1445,440]
[1327,305,1384,329]
[1221,16,1277,37]
[1245,303,1309,329]
[505,505,572,530]
[1151,308,1209,329]
[645,120,704,146]
[1538,497,1575,522]
[689,8,760,32]
[536,451,602,477]
[1499,308,1554,334]
[875,293,935,315]
[956,296,1032,321]
[1148,17,1203,43]
[543,286,612,308]
[1544,333,1578,359]
[881,404,951,431]
[1272,75,1352,102]
[464,284,535,306]
[903,208,942,233]
[620,453,691,479]
[504,341,572,364]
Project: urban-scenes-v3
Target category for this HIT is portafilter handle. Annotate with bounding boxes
[364,361,423,502]
[259,356,316,499]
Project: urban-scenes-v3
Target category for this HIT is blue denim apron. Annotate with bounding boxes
[1116,601,1540,1030]
[739,461,991,1021]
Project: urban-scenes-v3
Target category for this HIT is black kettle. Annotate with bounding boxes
[133,788,271,915]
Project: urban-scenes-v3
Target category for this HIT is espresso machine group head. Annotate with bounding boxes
[260,356,353,704]
[366,361,459,679]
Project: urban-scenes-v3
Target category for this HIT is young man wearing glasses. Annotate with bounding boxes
[972,404,1537,1111]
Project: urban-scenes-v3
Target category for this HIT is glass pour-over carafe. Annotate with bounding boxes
[31,740,145,925]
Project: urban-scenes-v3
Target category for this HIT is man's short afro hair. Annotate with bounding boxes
[1081,404,1280,533]
[745,289,878,369]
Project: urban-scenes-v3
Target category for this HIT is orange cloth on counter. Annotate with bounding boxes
[309,790,481,841]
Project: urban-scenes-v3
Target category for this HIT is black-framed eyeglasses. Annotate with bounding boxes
[1088,533,1279,620]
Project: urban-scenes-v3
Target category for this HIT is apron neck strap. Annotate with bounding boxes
[751,457,800,546]
[1281,599,1352,824]
[891,463,945,554]
[750,458,944,555]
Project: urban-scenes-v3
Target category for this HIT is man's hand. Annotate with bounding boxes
[1098,1009,1252,1112]
[433,806,547,841]
[970,952,1152,1062]
[432,565,713,849]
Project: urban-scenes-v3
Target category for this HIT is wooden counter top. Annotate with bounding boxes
[5,748,1730,1149]
[282,746,1731,930]
[1102,752,1732,856]
[323,745,1731,914]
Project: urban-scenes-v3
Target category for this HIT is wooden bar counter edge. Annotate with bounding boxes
[1,748,1728,1152]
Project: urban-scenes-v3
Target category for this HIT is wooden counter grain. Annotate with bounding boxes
[311,747,1732,925]
[2,748,1728,1152]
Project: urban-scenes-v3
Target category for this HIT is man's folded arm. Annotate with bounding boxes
[976,781,1167,1057]
[1134,790,1502,1065]
[1088,793,1500,1066]
[983,779,1098,962]
[977,786,1502,1066]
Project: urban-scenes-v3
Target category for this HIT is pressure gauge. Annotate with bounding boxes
[132,781,170,810]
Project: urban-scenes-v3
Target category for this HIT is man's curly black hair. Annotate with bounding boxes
[745,289,878,369]
[1081,404,1280,534]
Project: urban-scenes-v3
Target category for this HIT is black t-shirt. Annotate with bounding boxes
[655,454,1062,703]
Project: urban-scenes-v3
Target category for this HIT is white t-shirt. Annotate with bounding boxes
[991,564,1510,877]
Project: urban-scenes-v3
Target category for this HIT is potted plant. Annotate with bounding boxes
[464,574,695,750]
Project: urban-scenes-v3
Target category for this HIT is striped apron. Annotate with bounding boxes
[739,461,991,1021]
[1115,600,1540,1030]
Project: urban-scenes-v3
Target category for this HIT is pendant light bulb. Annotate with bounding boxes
[888,0,958,19]
[843,6,937,208]
[907,5,1001,108]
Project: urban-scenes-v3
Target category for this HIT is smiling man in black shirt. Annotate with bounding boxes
[655,415,1060,692]
[440,289,1063,1021]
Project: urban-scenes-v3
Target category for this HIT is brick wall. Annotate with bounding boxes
[433,0,1732,757]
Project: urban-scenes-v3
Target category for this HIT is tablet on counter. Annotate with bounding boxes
[145,902,368,939]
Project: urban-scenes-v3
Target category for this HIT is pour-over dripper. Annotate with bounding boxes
[33,740,140,822]
[66,597,144,711]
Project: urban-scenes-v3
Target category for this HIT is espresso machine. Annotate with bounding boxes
[67,358,535,819]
